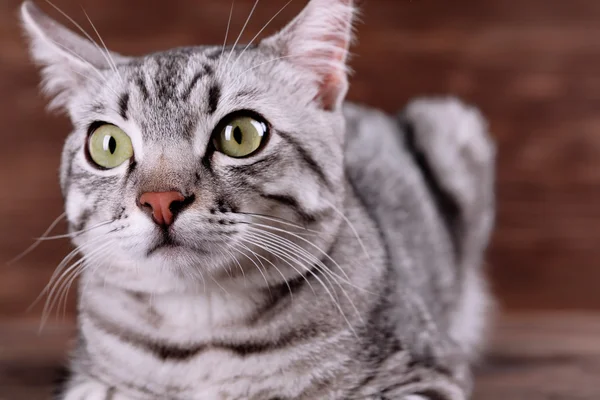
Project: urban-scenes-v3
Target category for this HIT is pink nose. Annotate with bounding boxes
[138,191,186,226]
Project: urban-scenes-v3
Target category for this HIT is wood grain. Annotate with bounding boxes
[1,0,599,316]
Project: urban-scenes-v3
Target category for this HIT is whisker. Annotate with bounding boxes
[246,225,359,290]
[322,198,371,261]
[231,0,293,68]
[45,36,110,87]
[238,54,299,78]
[36,219,114,241]
[39,240,113,331]
[235,211,320,234]
[44,1,119,79]
[28,233,115,314]
[247,228,364,326]
[219,245,246,285]
[232,241,293,300]
[209,274,231,296]
[81,8,123,82]
[245,222,357,288]
[224,0,260,71]
[226,243,271,294]
[240,237,316,296]
[7,212,66,266]
[242,234,357,336]
[216,0,235,79]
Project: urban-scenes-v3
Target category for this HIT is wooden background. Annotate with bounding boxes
[1,0,599,320]
[2,1,600,399]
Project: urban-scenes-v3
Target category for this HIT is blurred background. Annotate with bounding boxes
[1,0,600,399]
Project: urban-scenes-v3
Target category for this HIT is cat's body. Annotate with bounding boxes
[20,1,495,399]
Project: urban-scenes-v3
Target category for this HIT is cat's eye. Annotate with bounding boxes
[213,115,268,158]
[87,124,134,169]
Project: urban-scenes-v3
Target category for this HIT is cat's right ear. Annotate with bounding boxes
[20,1,128,111]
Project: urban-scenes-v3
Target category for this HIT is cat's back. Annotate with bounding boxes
[342,99,495,350]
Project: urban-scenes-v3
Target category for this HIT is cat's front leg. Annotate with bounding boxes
[60,376,133,400]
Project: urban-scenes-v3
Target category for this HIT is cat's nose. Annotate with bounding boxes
[138,191,193,226]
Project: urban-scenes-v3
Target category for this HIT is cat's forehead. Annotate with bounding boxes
[113,45,266,142]
[127,45,263,89]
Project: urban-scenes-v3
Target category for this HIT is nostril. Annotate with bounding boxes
[169,194,196,215]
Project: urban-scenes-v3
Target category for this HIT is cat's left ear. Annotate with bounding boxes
[20,1,129,111]
[262,0,356,111]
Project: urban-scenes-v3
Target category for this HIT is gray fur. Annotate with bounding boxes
[21,1,495,399]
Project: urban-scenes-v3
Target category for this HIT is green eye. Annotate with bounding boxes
[87,124,134,169]
[214,115,268,158]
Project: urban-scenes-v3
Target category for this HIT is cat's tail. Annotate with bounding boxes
[399,97,495,269]
[398,97,496,357]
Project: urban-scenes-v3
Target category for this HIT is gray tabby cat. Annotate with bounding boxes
[21,0,495,399]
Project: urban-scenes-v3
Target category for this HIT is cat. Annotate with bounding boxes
[20,0,495,399]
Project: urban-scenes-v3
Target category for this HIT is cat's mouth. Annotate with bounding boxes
[146,231,184,256]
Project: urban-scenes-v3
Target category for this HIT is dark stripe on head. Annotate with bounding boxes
[89,102,105,114]
[182,65,214,100]
[401,119,461,259]
[207,84,221,115]
[277,131,331,188]
[259,192,318,224]
[136,76,150,101]
[182,119,197,141]
[118,93,129,120]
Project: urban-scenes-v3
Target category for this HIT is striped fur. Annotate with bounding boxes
[21,1,495,399]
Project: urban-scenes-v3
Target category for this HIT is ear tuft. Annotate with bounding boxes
[20,1,126,111]
[263,0,357,111]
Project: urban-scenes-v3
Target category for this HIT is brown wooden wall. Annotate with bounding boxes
[1,0,600,322]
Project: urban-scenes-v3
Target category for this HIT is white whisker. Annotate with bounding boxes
[243,234,358,337]
[247,228,364,327]
[246,222,358,289]
[322,198,371,261]
[29,232,115,314]
[216,0,235,79]
[39,240,113,331]
[226,243,271,294]
[237,212,321,234]
[7,212,66,266]
[232,0,293,68]
[240,237,315,296]
[81,8,123,83]
[224,0,260,72]
[45,1,120,79]
[36,219,114,241]
[232,241,293,300]
[219,245,247,286]
[246,225,360,288]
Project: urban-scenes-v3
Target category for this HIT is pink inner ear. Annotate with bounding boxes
[317,73,344,111]
[311,40,349,111]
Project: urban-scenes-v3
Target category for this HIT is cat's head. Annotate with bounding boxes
[21,0,356,293]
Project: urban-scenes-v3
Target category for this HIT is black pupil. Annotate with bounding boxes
[108,136,117,154]
[233,126,243,144]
